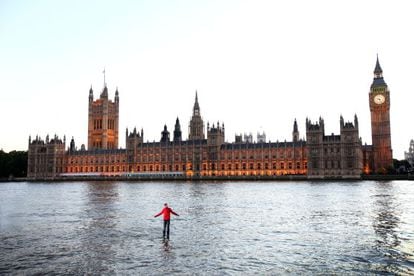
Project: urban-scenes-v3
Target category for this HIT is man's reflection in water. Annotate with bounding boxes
[78,182,120,274]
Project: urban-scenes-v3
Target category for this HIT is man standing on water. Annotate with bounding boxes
[154,203,179,240]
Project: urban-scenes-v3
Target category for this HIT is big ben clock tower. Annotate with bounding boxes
[369,56,393,173]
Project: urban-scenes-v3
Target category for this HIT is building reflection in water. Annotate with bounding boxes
[78,181,120,274]
[372,182,400,248]
[371,181,413,273]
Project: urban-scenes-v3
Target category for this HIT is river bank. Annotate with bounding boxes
[3,174,414,182]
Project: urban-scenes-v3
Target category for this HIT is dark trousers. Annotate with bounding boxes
[163,220,170,239]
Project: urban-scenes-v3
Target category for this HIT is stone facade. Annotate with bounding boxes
[369,56,393,173]
[306,116,363,178]
[27,135,66,179]
[88,85,119,150]
[27,58,393,179]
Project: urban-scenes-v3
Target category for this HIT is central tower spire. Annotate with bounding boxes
[189,90,205,140]
[193,90,200,116]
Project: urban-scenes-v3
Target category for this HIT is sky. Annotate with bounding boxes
[0,0,413,159]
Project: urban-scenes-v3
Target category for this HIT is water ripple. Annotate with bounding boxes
[0,181,413,274]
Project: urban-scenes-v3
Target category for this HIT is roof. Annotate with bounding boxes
[371,77,387,88]
[374,55,383,74]
[221,140,306,150]
[68,148,127,155]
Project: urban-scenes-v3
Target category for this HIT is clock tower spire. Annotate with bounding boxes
[369,55,393,173]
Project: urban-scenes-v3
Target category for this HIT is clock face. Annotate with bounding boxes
[374,94,385,105]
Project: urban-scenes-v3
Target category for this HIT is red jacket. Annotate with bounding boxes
[154,207,179,220]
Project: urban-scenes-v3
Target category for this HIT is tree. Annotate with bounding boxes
[0,150,28,178]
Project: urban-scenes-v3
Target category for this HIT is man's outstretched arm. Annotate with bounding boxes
[171,210,179,216]
[154,211,163,218]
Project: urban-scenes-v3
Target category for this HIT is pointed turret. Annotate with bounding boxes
[292,119,299,142]
[115,87,119,103]
[70,137,75,152]
[371,55,387,88]
[174,117,182,142]
[354,114,359,128]
[374,54,383,77]
[193,90,200,116]
[293,119,298,133]
[161,124,170,143]
[89,85,94,102]
[189,90,205,140]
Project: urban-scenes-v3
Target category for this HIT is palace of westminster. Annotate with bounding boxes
[27,57,393,179]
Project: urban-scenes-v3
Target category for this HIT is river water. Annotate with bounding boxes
[0,181,413,274]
